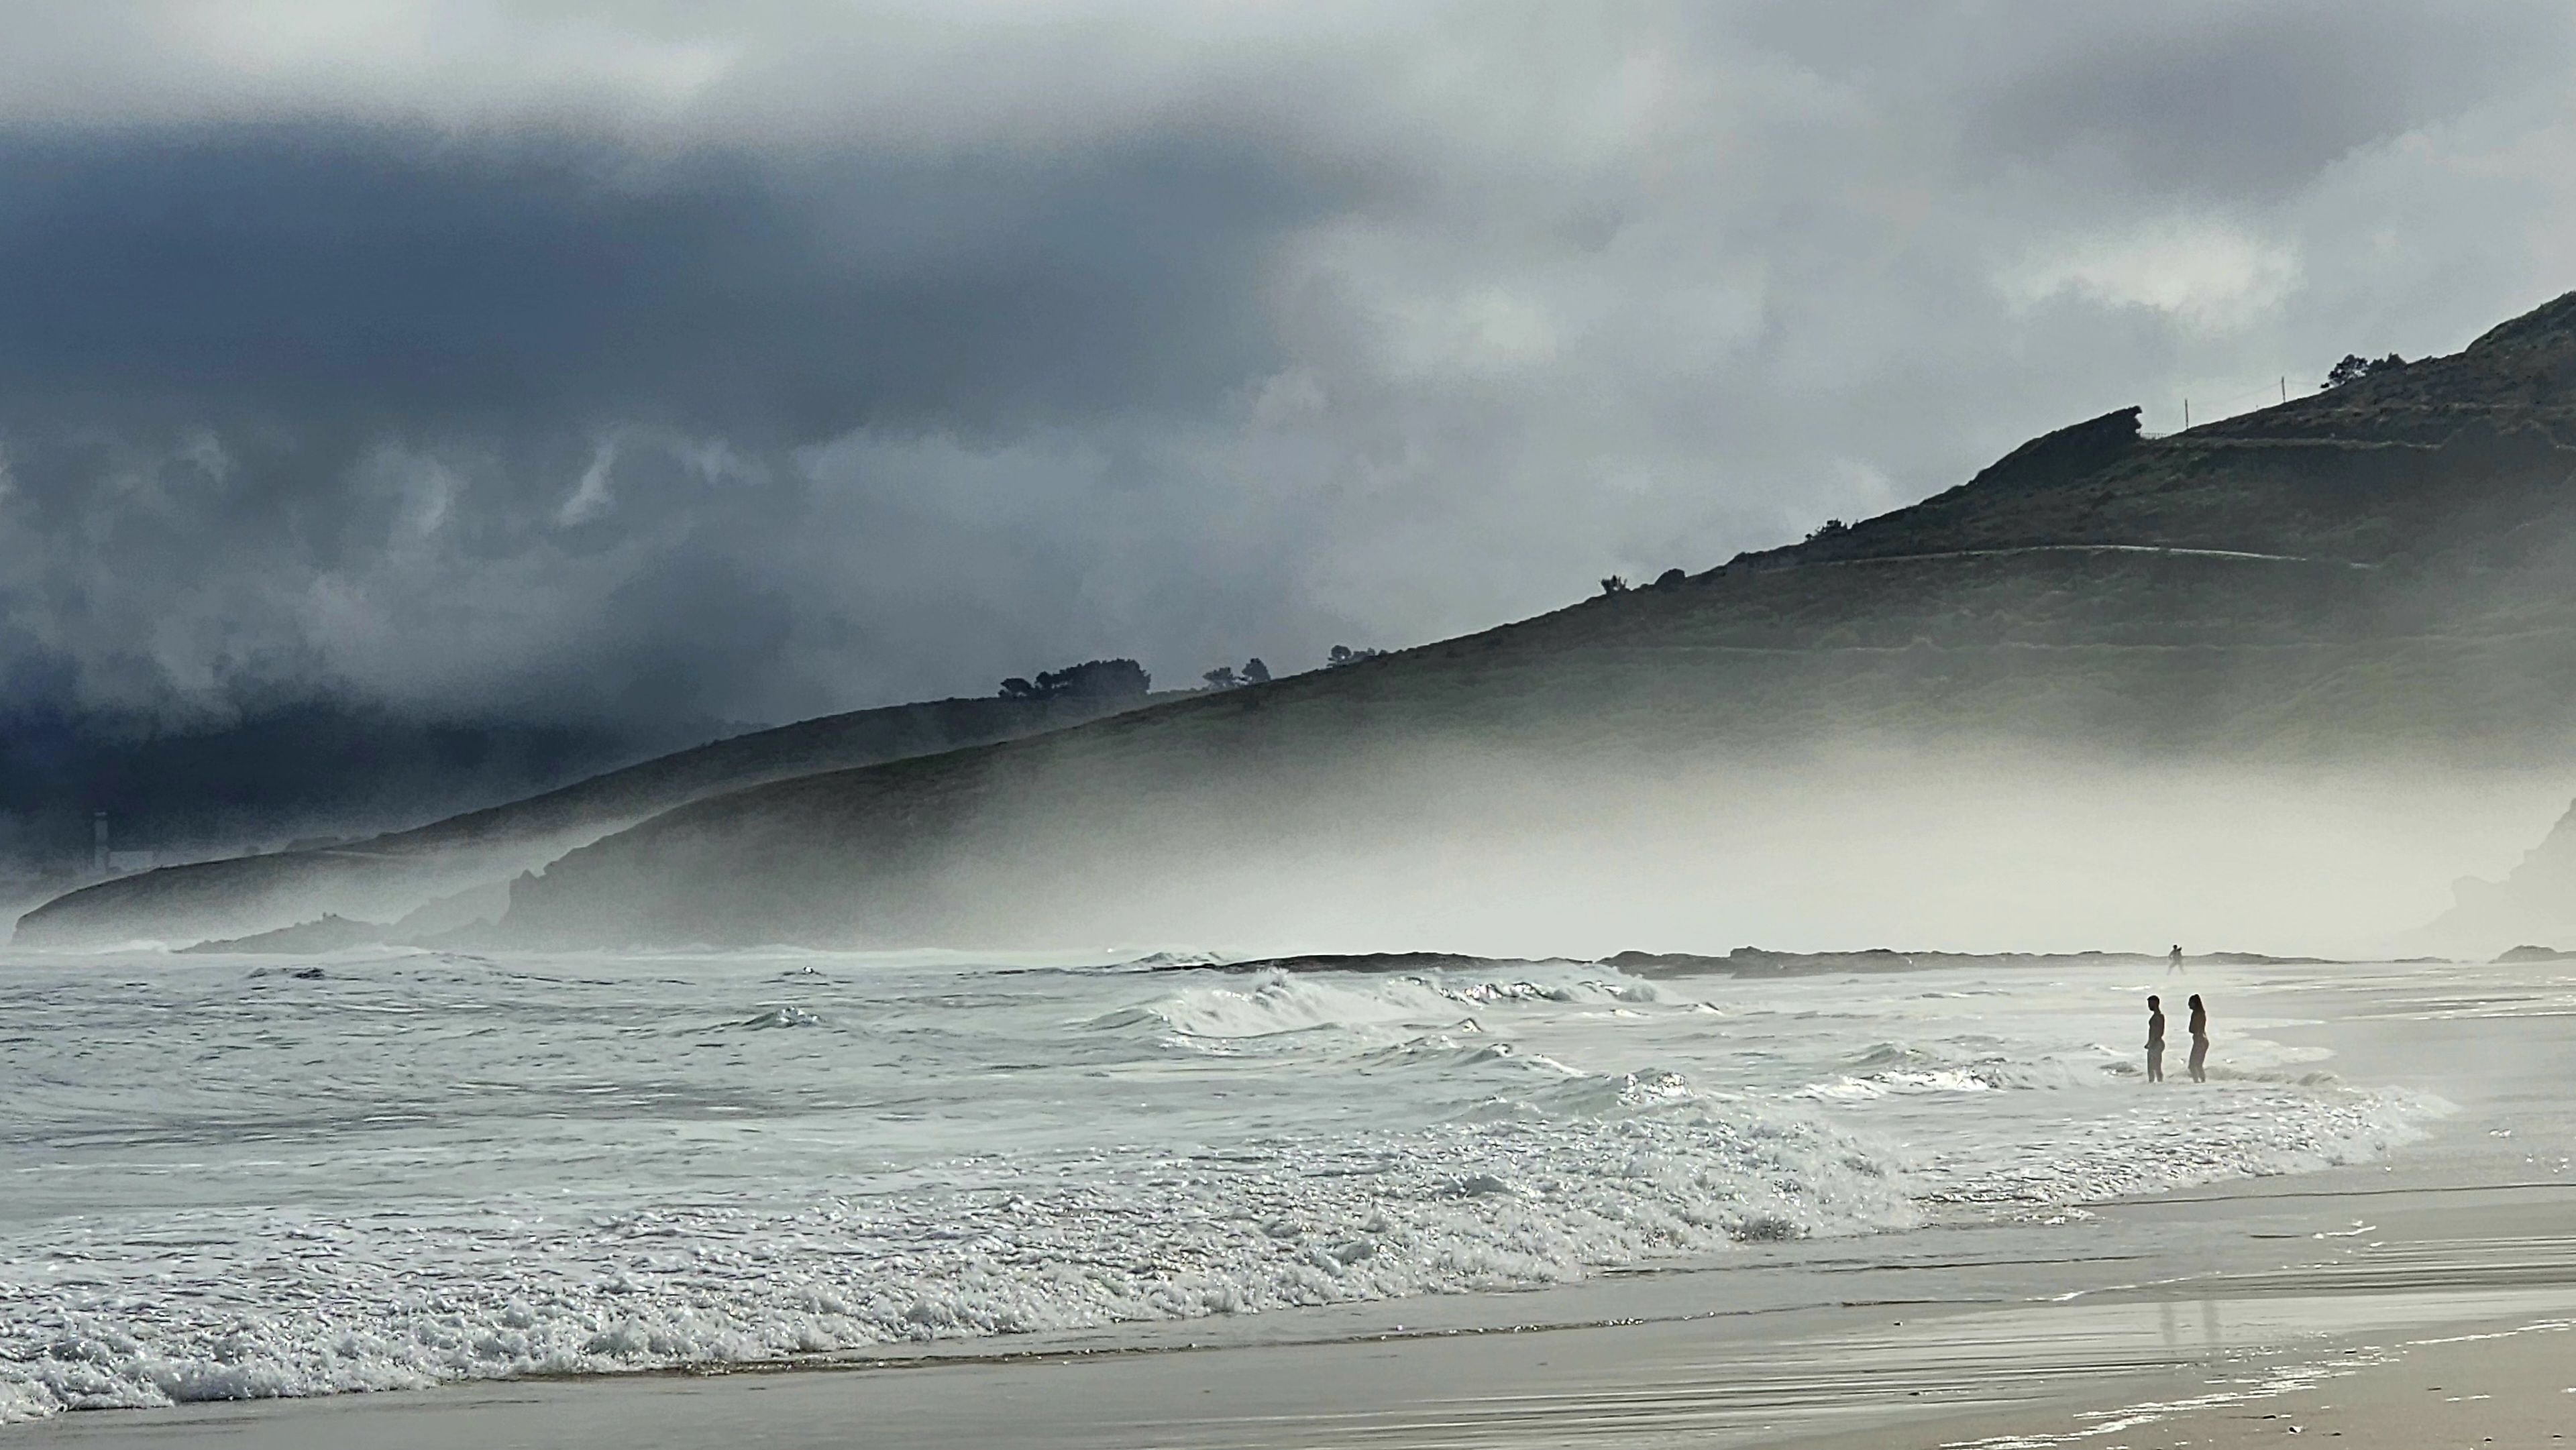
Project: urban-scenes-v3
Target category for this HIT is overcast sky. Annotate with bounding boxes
[4,0,2573,732]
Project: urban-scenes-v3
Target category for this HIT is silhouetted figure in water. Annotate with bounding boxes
[2145,995,2166,1082]
[2186,994,2210,1083]
[2167,944,2184,974]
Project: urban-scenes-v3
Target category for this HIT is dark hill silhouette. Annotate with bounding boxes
[0,706,659,898]
[478,292,2576,949]
[13,691,1155,947]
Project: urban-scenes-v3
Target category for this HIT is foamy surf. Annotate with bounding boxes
[0,949,2445,1423]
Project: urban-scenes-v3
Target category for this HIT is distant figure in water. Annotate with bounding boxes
[2167,944,2184,974]
[2186,993,2210,1083]
[2145,995,2166,1083]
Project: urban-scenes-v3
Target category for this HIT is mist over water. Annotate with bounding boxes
[512,732,2574,958]
[0,946,2440,1423]
[1171,752,2573,960]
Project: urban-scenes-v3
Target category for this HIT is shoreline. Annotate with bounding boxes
[16,1165,2573,1448]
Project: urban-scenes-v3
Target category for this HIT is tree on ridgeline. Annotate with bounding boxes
[1326,645,1383,667]
[999,659,1152,700]
[1201,657,1271,689]
[1654,567,1686,588]
[1599,575,1629,595]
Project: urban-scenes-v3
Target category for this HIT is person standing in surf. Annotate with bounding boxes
[2167,944,2184,974]
[2186,994,2210,1083]
[2145,995,2166,1082]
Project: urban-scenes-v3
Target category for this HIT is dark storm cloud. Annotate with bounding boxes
[0,3,2573,744]
[0,125,1330,436]
[0,118,1350,724]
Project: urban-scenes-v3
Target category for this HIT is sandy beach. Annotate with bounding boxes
[9,954,2572,1450]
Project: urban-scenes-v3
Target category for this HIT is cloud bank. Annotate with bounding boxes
[4,1,2574,732]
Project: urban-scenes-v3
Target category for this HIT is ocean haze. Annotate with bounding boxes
[461,292,2576,958]
[32,283,2576,952]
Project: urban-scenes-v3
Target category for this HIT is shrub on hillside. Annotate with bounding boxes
[2323,353,2407,388]
[1000,659,1152,700]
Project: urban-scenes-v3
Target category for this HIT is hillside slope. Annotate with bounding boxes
[12,690,1155,948]
[492,294,2576,951]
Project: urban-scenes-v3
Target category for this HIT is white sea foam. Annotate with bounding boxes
[0,949,2448,1423]
[2,1107,1913,1419]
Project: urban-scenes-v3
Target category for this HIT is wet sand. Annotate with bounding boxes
[2057,1317,2575,1449]
[1816,1308,2576,1450]
[14,958,2574,1449]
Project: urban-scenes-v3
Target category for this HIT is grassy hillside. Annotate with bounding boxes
[491,291,2576,951]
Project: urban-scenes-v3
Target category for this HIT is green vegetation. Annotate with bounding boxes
[998,659,1152,700]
